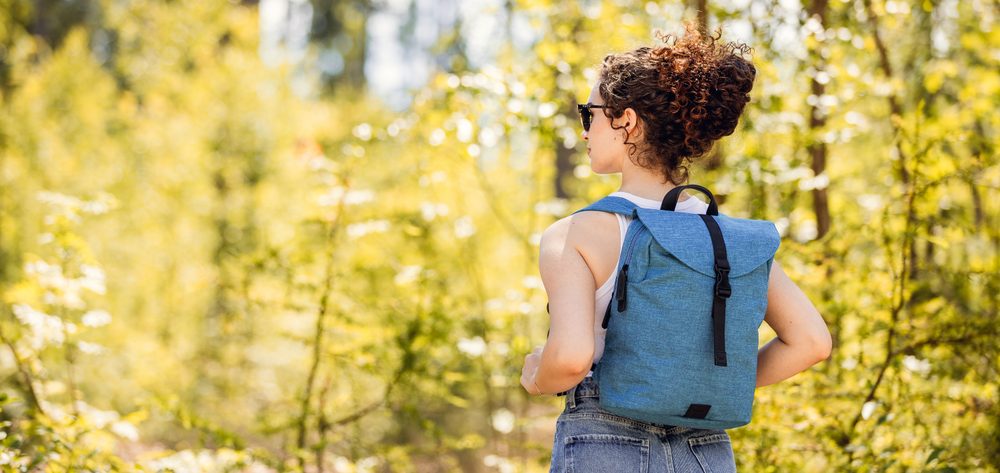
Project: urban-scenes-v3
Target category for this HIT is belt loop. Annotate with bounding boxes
[566,385,578,410]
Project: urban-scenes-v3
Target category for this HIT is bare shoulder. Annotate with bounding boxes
[539,211,619,262]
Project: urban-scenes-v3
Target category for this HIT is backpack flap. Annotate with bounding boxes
[634,208,780,278]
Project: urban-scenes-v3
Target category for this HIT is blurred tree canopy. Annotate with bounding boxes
[0,0,997,471]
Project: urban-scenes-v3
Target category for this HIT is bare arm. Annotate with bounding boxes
[522,216,600,395]
[756,260,833,387]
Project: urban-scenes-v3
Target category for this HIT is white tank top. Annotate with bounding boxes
[588,191,710,376]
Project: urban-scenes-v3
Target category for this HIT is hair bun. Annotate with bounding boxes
[597,21,756,184]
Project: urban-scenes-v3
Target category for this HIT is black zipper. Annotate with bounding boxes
[614,225,647,313]
[615,264,629,312]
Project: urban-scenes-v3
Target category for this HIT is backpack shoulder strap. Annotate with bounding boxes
[571,196,639,217]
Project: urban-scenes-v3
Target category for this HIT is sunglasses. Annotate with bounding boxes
[577,103,609,132]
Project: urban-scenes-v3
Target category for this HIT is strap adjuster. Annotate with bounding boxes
[714,265,732,298]
[715,278,732,298]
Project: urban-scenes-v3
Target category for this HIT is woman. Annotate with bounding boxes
[520,23,833,472]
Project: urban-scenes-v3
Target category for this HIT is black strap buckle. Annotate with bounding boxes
[714,265,732,298]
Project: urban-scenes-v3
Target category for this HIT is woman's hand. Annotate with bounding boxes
[520,345,544,395]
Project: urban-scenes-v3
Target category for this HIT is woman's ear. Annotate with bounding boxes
[622,107,641,139]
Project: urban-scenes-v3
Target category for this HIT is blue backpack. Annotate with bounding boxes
[567,184,780,430]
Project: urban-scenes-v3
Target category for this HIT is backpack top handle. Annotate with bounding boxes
[661,184,720,216]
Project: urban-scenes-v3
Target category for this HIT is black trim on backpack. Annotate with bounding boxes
[662,185,731,367]
[683,404,712,419]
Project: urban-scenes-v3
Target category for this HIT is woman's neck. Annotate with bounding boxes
[618,167,687,202]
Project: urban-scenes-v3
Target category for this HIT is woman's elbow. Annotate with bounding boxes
[553,348,594,375]
[810,326,833,362]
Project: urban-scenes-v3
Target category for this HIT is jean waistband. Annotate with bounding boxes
[561,375,599,401]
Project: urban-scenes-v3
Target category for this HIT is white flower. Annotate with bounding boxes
[37,191,83,210]
[861,401,877,420]
[352,123,372,141]
[429,129,446,146]
[507,98,523,113]
[57,283,87,310]
[845,111,869,126]
[420,202,450,221]
[82,309,112,327]
[484,299,504,311]
[490,373,507,387]
[346,220,391,239]
[143,449,274,473]
[857,194,883,211]
[522,276,543,289]
[83,405,120,428]
[36,191,115,223]
[25,260,64,287]
[485,453,516,471]
[77,341,105,355]
[457,336,487,357]
[534,199,569,217]
[537,102,557,118]
[478,127,499,147]
[793,221,818,243]
[902,355,931,374]
[12,303,66,349]
[40,401,68,422]
[529,232,543,246]
[491,408,516,434]
[81,193,117,215]
[343,189,375,205]
[79,264,106,295]
[797,173,830,191]
[356,457,379,473]
[317,187,345,206]
[454,217,476,239]
[333,456,352,473]
[341,144,365,158]
[394,265,422,286]
[773,218,790,237]
[489,341,510,356]
[111,421,139,441]
[456,118,474,143]
[775,166,812,184]
[317,188,375,207]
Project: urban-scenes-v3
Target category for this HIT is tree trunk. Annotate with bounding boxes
[806,0,831,239]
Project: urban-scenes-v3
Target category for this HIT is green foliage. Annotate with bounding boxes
[0,0,997,472]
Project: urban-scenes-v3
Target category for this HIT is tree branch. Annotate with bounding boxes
[0,324,45,416]
[295,173,351,461]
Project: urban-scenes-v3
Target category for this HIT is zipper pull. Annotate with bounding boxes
[615,264,629,312]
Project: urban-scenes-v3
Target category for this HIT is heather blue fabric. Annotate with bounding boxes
[549,376,736,473]
[573,196,780,429]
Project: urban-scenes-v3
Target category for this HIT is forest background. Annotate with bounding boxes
[0,0,997,471]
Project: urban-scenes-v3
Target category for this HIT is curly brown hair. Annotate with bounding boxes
[598,21,755,185]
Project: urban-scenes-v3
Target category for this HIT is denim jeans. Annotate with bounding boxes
[549,376,737,473]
